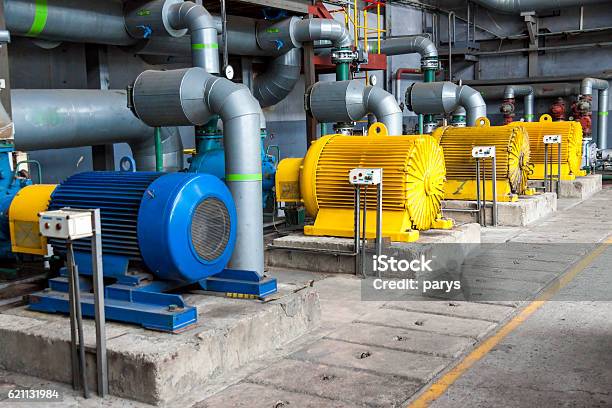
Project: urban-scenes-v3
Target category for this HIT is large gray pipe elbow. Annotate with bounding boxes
[581,78,609,149]
[366,35,438,59]
[503,85,535,122]
[306,80,403,135]
[131,68,265,276]
[253,48,302,108]
[11,89,182,171]
[406,82,487,126]
[471,0,608,13]
[167,1,220,73]
[292,18,352,49]
[456,85,487,126]
[363,86,403,135]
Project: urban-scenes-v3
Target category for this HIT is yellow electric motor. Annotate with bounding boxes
[432,117,534,202]
[9,184,57,255]
[508,114,585,180]
[276,123,453,243]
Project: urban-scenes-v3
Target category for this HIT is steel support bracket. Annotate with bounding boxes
[199,269,278,299]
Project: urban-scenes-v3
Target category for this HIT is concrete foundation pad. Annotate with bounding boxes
[0,285,321,405]
[528,175,602,199]
[559,174,602,199]
[442,192,557,226]
[267,223,481,277]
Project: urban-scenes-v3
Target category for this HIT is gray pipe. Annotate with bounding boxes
[131,68,264,276]
[366,35,438,59]
[11,89,182,171]
[406,82,487,126]
[581,77,609,149]
[475,83,580,100]
[167,1,219,73]
[253,48,302,108]
[470,0,608,13]
[305,80,403,135]
[504,85,535,122]
[4,0,135,45]
[292,18,352,49]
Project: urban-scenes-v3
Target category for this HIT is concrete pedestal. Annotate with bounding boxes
[442,193,557,226]
[267,223,481,278]
[0,286,320,405]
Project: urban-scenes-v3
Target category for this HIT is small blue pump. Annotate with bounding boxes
[0,142,34,260]
[188,118,279,210]
[28,171,277,332]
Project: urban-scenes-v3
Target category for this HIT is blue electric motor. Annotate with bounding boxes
[30,171,238,331]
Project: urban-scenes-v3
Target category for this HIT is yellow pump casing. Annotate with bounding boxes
[276,123,453,243]
[9,184,56,255]
[508,114,585,180]
[432,117,534,202]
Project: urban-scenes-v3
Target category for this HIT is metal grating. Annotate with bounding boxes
[190,197,231,262]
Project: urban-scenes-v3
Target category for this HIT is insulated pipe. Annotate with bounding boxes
[406,82,487,126]
[131,68,264,276]
[366,35,438,58]
[10,89,183,171]
[581,77,609,149]
[292,18,353,49]
[167,1,220,73]
[4,0,135,45]
[305,80,403,135]
[504,85,535,122]
[470,0,609,13]
[253,48,302,108]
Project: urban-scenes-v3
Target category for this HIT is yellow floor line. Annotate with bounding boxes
[408,236,612,408]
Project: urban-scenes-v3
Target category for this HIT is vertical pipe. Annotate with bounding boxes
[598,89,608,149]
[447,12,454,81]
[154,127,163,172]
[360,188,367,278]
[354,186,360,274]
[492,155,497,226]
[91,210,108,397]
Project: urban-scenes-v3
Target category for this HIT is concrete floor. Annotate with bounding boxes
[1,186,610,407]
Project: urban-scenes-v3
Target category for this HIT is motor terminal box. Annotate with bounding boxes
[471,146,496,158]
[349,168,383,185]
[543,135,562,144]
[39,210,93,240]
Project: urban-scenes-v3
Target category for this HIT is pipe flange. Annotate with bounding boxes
[423,122,437,134]
[331,48,357,64]
[333,122,355,135]
[421,57,439,70]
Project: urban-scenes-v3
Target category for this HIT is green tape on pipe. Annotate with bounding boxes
[598,111,609,116]
[525,114,535,119]
[226,173,262,181]
[192,43,219,50]
[27,0,48,37]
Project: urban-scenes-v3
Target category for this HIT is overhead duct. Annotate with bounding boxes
[4,0,135,45]
[305,80,403,135]
[502,85,535,123]
[11,89,183,171]
[124,0,220,73]
[130,68,264,276]
[252,16,353,107]
[580,77,609,149]
[406,82,487,126]
[253,49,302,108]
[469,0,609,13]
